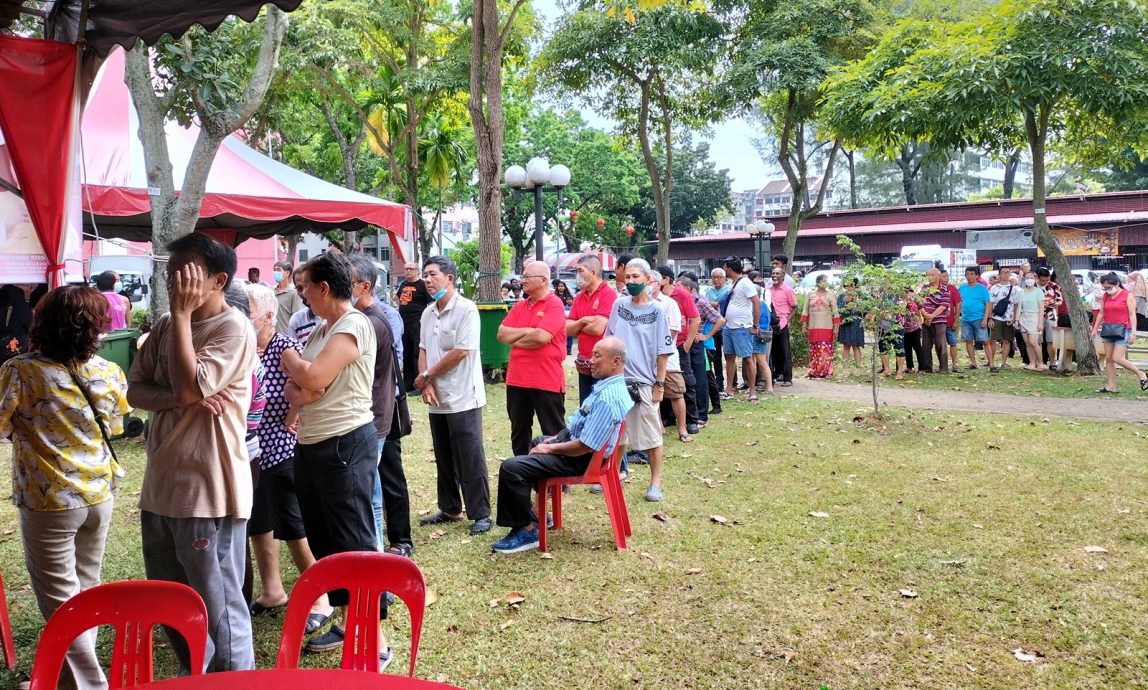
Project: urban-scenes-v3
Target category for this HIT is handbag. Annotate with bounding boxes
[575,357,593,376]
[1099,322,1126,341]
[389,343,413,439]
[65,364,118,463]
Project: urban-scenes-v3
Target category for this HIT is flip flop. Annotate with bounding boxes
[678,433,694,443]
[305,611,333,635]
[1141,377,1148,391]
[1096,387,1118,394]
[249,600,286,617]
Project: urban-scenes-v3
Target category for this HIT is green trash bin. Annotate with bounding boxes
[477,302,510,370]
[98,328,140,372]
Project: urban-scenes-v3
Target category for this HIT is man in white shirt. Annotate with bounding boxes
[720,257,762,401]
[652,271,691,443]
[414,256,492,536]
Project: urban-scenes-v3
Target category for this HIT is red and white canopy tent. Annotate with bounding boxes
[0,0,412,286]
[80,49,413,260]
[547,250,618,273]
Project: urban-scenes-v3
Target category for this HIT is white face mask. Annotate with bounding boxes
[575,273,587,289]
[1025,278,1037,287]
[1106,286,1119,296]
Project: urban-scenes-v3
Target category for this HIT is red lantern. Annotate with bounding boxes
[596,217,606,229]
[569,209,579,222]
[625,225,635,237]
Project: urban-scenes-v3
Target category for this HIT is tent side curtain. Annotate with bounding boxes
[0,35,79,287]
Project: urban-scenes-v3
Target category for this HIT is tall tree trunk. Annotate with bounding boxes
[894,142,923,206]
[468,0,525,302]
[636,79,669,264]
[845,149,857,209]
[655,78,673,264]
[777,91,841,263]
[1024,107,1099,375]
[1002,149,1020,199]
[125,9,287,321]
[283,234,300,266]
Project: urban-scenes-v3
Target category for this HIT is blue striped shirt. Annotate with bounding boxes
[568,374,633,455]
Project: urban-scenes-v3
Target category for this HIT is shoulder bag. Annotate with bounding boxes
[65,364,118,463]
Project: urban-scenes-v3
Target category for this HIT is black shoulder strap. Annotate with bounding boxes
[65,365,118,463]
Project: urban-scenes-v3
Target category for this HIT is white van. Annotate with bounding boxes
[899,245,977,276]
[89,255,152,311]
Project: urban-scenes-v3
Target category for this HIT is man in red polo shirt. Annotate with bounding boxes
[657,265,700,434]
[497,260,568,457]
[567,254,617,402]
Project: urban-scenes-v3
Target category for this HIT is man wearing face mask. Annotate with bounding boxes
[415,256,492,536]
[605,258,673,502]
[94,270,131,332]
[287,267,318,346]
[567,254,617,402]
[397,262,434,394]
[272,261,302,335]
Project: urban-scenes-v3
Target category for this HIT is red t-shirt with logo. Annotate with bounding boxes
[669,285,700,345]
[503,292,568,393]
[568,281,617,358]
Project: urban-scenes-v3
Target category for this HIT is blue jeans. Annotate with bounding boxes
[372,436,386,551]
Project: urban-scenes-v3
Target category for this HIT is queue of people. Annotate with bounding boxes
[4,239,1147,687]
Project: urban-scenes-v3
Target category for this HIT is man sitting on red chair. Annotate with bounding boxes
[492,336,634,554]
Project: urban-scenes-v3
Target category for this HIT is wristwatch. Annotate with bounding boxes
[654,380,665,387]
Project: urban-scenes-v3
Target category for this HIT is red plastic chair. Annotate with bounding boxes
[0,570,15,670]
[276,552,426,677]
[29,580,208,690]
[537,422,631,553]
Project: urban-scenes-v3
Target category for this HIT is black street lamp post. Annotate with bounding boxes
[505,157,571,262]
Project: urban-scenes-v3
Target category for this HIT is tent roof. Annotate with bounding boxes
[81,49,412,251]
[18,0,304,58]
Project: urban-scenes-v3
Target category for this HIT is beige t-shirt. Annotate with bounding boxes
[130,308,256,519]
[419,293,485,414]
[296,309,376,444]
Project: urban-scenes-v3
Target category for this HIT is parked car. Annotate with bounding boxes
[797,269,845,294]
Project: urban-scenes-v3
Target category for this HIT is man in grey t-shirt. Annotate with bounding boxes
[605,258,673,502]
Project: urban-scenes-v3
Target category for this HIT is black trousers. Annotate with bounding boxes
[505,385,566,458]
[577,372,595,403]
[401,321,420,392]
[428,408,491,520]
[294,423,379,608]
[771,325,793,383]
[688,342,709,423]
[903,329,923,370]
[496,432,590,529]
[379,434,412,547]
[677,344,698,425]
[709,336,725,392]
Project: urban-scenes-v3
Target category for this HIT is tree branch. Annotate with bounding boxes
[219,6,288,132]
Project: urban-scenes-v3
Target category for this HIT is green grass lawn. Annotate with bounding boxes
[1,386,1146,689]
[828,356,1147,399]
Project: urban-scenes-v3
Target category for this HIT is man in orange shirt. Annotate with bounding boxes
[498,260,568,457]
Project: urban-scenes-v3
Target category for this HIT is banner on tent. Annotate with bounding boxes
[0,133,84,284]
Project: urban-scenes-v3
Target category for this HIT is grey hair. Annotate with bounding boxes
[575,254,602,274]
[346,253,379,289]
[625,258,651,277]
[677,276,696,292]
[710,268,724,278]
[597,335,627,364]
[245,282,278,320]
[648,270,662,283]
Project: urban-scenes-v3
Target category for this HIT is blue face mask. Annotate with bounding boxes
[431,287,448,301]
[113,281,123,294]
[272,271,284,284]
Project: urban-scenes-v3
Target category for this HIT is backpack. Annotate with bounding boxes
[718,287,733,317]
[991,286,1013,319]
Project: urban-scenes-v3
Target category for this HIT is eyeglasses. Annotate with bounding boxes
[521,275,548,282]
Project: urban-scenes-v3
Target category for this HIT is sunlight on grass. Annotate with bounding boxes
[0,386,1145,688]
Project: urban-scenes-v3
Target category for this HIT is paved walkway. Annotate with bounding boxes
[780,378,1148,424]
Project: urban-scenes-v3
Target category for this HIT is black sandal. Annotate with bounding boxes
[419,511,463,526]
[1096,387,1118,394]
[1140,376,1148,391]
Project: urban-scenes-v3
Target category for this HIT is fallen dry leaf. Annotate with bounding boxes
[782,650,796,663]
[680,452,693,458]
[685,568,704,575]
[425,589,439,607]
[899,588,918,599]
[417,509,432,516]
[488,598,500,608]
[502,592,526,606]
[640,552,654,560]
[652,512,669,522]
[809,511,830,518]
[429,529,447,540]
[500,620,515,631]
[710,514,728,524]
[1011,647,1042,663]
[459,539,471,545]
[940,559,967,567]
[1083,545,1108,554]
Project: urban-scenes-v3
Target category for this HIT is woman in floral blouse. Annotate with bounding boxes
[0,286,130,690]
